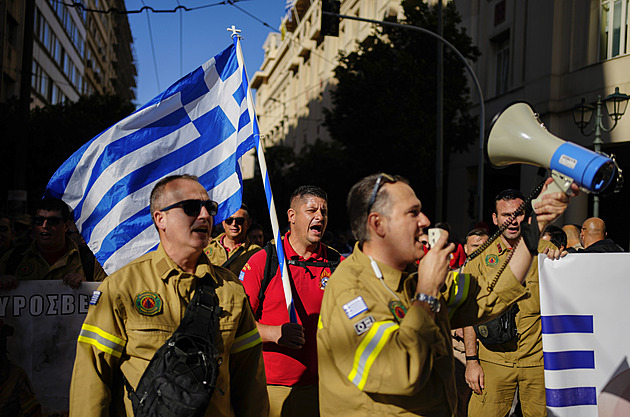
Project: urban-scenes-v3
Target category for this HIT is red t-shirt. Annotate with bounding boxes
[240,232,342,386]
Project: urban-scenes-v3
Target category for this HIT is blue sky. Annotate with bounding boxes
[125,0,286,107]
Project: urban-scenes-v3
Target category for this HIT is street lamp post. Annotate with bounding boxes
[572,87,630,217]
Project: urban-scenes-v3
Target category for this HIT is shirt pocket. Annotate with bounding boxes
[126,320,177,361]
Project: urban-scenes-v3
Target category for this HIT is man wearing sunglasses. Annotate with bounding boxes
[316,173,574,416]
[204,204,261,275]
[240,185,342,417]
[70,174,268,417]
[0,198,106,290]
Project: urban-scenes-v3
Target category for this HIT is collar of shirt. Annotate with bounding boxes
[154,243,217,284]
[352,242,406,293]
[283,231,325,261]
[219,233,247,253]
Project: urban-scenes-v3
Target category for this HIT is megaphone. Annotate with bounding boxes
[486,101,622,199]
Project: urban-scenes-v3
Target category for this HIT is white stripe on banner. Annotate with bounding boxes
[45,38,257,274]
[539,253,630,417]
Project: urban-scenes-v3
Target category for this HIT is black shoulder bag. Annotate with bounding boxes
[124,277,223,417]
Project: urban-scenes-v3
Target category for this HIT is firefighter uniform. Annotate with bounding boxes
[0,237,106,281]
[204,233,261,275]
[465,239,555,417]
[317,244,529,416]
[69,244,268,417]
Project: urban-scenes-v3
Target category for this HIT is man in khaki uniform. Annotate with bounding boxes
[464,189,556,417]
[317,174,572,416]
[69,175,268,417]
[204,204,261,275]
[0,198,106,290]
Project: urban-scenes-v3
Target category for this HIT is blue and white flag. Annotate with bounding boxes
[45,39,256,274]
[539,253,630,417]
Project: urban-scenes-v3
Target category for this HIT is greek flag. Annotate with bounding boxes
[45,39,256,274]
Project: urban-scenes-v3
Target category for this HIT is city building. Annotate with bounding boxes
[252,0,401,150]
[0,0,136,107]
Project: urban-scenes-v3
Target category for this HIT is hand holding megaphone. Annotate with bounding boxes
[486,102,622,206]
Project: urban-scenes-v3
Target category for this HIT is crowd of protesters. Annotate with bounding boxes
[0,173,626,417]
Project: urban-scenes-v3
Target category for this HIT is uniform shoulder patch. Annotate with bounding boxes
[18,263,33,276]
[354,315,375,335]
[89,290,102,305]
[135,292,163,316]
[388,300,407,322]
[485,254,499,266]
[319,269,331,289]
[238,270,245,281]
[343,296,368,319]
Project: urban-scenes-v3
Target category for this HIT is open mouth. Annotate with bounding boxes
[310,224,323,234]
[192,225,209,234]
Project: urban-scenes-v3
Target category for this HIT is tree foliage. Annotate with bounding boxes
[323,0,480,221]
[0,94,134,209]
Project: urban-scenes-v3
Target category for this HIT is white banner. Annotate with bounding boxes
[1,280,99,414]
[539,253,630,417]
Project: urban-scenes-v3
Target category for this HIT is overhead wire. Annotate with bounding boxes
[140,0,161,91]
[176,0,183,77]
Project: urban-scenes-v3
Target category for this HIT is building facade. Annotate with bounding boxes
[252,0,401,150]
[0,0,136,108]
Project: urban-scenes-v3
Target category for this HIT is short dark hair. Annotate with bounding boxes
[290,185,328,208]
[346,173,408,244]
[543,225,567,249]
[35,198,70,222]
[466,228,489,240]
[494,189,527,213]
[150,174,200,218]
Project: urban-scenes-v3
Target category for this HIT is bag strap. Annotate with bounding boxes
[221,246,245,269]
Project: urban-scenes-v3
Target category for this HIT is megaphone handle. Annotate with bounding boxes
[531,170,575,210]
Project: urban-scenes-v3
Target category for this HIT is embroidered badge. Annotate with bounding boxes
[485,254,499,266]
[388,300,407,322]
[238,270,245,281]
[319,269,331,290]
[205,247,213,256]
[478,325,489,338]
[343,296,368,319]
[89,290,102,306]
[354,315,375,335]
[135,292,163,316]
[18,263,33,276]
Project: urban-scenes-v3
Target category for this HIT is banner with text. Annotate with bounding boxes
[0,280,99,414]
[540,253,630,417]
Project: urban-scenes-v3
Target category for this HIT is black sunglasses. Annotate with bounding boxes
[159,199,218,217]
[367,173,397,214]
[224,216,246,226]
[34,215,64,226]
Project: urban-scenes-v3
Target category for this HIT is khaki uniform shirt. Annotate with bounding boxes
[69,244,268,417]
[463,239,555,367]
[204,233,261,275]
[317,244,528,416]
[0,237,106,282]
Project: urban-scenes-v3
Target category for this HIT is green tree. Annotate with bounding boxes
[0,94,134,210]
[323,0,480,221]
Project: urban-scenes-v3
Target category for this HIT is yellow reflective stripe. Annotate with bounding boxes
[447,272,471,320]
[77,323,126,358]
[317,316,323,330]
[231,328,262,354]
[347,321,399,390]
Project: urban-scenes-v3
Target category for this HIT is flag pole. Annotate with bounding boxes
[230,28,297,323]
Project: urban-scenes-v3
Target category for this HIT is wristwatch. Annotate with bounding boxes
[413,293,441,313]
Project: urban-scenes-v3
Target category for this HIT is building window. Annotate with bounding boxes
[494,31,510,95]
[600,0,630,59]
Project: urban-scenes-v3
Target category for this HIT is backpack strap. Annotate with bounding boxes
[254,243,341,319]
[221,246,245,269]
[256,241,278,320]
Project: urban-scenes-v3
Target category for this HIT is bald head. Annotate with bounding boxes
[562,225,581,248]
[580,217,606,248]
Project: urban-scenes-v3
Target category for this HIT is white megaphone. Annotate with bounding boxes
[486,102,620,203]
